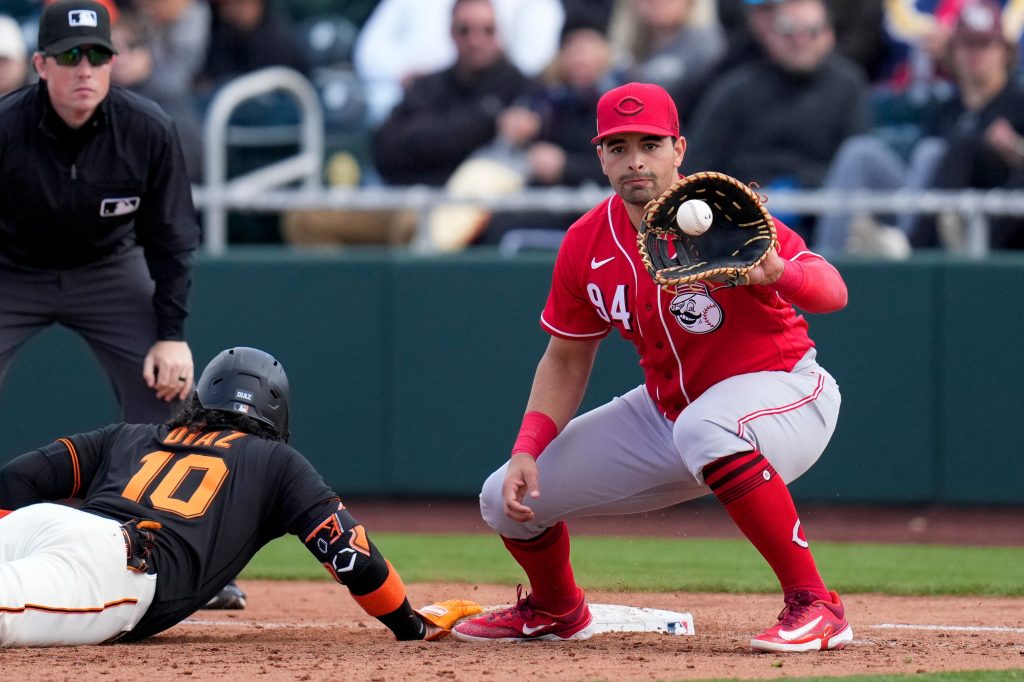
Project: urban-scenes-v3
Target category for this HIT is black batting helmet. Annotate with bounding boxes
[195,347,290,439]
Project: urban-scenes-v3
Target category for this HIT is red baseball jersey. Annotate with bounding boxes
[542,194,820,421]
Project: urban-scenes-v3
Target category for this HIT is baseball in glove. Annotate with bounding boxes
[638,171,777,287]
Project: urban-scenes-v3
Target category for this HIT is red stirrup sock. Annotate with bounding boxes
[501,521,583,613]
[703,450,828,600]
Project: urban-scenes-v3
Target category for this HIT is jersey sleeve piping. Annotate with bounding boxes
[789,249,826,262]
[540,314,609,339]
[56,438,80,498]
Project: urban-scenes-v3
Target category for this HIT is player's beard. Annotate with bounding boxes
[616,172,659,207]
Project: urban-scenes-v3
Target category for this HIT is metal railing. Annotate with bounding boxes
[195,69,1024,258]
[193,183,1024,257]
[201,67,324,256]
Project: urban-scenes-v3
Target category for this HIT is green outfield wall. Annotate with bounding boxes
[1,249,1021,505]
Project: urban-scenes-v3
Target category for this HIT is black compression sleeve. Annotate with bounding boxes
[300,499,426,640]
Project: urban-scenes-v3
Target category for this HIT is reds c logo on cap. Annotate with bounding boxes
[614,96,645,117]
[592,82,680,144]
[68,9,99,27]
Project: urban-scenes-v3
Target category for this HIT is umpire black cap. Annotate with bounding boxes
[196,347,290,440]
[38,0,118,55]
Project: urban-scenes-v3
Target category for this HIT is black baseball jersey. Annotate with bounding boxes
[0,423,337,640]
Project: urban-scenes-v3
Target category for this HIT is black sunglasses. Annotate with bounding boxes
[48,46,114,67]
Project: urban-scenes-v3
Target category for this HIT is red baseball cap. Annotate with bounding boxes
[591,82,680,145]
[951,0,1007,45]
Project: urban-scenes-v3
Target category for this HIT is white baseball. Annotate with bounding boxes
[676,199,714,236]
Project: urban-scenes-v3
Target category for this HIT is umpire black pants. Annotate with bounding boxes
[0,247,175,424]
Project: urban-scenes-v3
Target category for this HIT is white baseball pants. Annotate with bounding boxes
[0,503,156,646]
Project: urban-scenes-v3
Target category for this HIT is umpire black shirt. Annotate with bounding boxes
[0,83,200,340]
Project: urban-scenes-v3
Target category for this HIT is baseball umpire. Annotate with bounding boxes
[0,346,480,646]
[0,0,246,613]
[0,0,198,422]
[453,82,853,652]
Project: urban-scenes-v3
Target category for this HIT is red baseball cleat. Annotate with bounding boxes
[452,585,595,642]
[751,591,853,652]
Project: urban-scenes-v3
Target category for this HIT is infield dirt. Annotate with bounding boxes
[4,582,1022,681]
[3,500,1021,681]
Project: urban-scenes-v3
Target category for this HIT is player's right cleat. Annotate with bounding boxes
[203,580,247,610]
[750,590,853,653]
[452,585,594,642]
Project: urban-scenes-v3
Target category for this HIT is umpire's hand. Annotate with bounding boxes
[144,340,194,401]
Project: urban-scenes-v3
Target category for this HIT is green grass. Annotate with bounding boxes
[241,532,1024,596]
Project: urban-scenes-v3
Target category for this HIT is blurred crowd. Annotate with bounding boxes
[3,0,1024,254]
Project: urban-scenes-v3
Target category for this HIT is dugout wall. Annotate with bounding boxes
[1,250,1020,505]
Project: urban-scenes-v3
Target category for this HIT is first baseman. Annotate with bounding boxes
[453,82,853,652]
[0,347,479,646]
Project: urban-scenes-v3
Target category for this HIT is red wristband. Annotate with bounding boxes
[512,411,558,460]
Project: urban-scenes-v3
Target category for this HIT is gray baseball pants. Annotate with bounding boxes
[0,247,175,424]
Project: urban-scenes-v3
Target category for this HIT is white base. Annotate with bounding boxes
[588,604,695,636]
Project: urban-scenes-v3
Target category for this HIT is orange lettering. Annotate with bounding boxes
[192,431,218,447]
[163,427,188,444]
[214,431,247,449]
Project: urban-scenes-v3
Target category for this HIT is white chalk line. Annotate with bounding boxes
[869,623,1024,634]
[180,619,1024,635]
[181,618,336,629]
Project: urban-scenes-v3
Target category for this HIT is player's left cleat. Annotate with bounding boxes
[452,585,594,642]
[750,590,853,652]
[203,580,247,610]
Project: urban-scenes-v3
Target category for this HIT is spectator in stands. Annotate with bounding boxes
[607,0,726,124]
[878,1,1023,97]
[192,0,312,245]
[110,9,204,182]
[371,0,530,187]
[469,21,624,247]
[0,15,30,95]
[133,0,210,112]
[279,0,378,26]
[882,1,969,93]
[682,0,870,240]
[712,0,885,105]
[195,0,310,97]
[702,0,781,84]
[815,0,1024,253]
[353,0,564,124]
[561,0,618,33]
[830,0,890,82]
[494,23,621,192]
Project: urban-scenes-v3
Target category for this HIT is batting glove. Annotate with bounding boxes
[416,600,482,641]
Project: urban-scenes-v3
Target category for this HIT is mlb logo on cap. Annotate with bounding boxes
[68,10,98,27]
[38,0,117,55]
